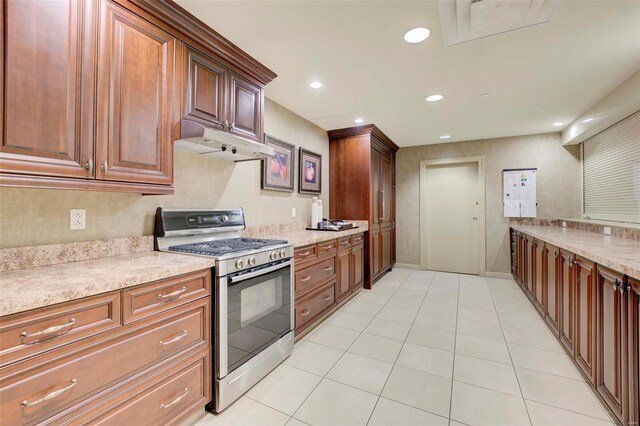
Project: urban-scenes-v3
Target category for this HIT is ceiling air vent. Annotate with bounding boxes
[438,0,558,47]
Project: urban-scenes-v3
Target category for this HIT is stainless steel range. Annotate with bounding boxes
[154,208,294,413]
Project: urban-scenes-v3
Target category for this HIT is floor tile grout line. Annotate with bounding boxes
[487,278,534,426]
[365,270,435,426]
[447,274,461,424]
[522,397,617,424]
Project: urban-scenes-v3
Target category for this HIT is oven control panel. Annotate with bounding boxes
[218,246,293,277]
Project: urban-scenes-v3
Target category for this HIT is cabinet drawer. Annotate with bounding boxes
[0,292,121,367]
[317,240,336,257]
[294,245,317,263]
[296,283,335,329]
[351,233,364,246]
[122,269,211,324]
[0,298,209,425]
[337,236,351,250]
[69,349,210,426]
[295,258,335,293]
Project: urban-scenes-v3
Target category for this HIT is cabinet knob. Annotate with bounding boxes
[85,158,93,175]
[100,161,108,174]
[223,120,229,130]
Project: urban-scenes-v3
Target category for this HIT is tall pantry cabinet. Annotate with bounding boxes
[328,125,399,288]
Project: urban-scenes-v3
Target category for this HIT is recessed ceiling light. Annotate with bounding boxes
[404,27,430,43]
[553,122,564,127]
[582,118,594,123]
[354,118,364,124]
[480,93,489,98]
[439,134,451,139]
[426,94,443,102]
[310,81,322,89]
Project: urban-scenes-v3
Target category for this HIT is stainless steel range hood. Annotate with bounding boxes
[174,119,274,162]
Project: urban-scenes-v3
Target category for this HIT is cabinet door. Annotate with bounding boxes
[629,278,640,426]
[534,241,545,313]
[379,154,393,229]
[526,236,534,297]
[183,47,227,130]
[229,73,262,143]
[596,267,627,423]
[381,227,392,271]
[575,256,597,384]
[96,0,174,185]
[545,245,560,335]
[351,244,364,291]
[371,232,381,276]
[336,249,351,302]
[1,0,95,178]
[559,250,575,353]
[371,150,381,227]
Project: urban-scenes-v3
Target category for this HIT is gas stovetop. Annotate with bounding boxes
[168,237,288,257]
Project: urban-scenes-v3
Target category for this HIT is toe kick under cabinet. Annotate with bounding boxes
[0,269,212,426]
[294,233,365,336]
[510,228,639,425]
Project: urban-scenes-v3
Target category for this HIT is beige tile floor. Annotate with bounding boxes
[193,268,616,426]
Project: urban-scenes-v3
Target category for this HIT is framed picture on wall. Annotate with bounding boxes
[261,135,295,192]
[298,148,322,194]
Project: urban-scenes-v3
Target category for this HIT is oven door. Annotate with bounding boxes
[217,259,293,378]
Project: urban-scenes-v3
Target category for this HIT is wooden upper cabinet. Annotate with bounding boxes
[229,73,262,143]
[96,0,174,185]
[1,0,96,178]
[370,150,381,227]
[183,47,227,130]
[379,153,393,228]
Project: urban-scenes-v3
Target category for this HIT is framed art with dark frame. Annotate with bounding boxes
[262,135,295,192]
[299,148,322,194]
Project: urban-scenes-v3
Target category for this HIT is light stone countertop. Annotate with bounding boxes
[511,224,640,280]
[274,221,369,248]
[0,252,216,317]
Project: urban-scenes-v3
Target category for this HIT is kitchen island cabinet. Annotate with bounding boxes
[510,224,640,424]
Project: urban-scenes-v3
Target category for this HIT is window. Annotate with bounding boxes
[582,111,640,223]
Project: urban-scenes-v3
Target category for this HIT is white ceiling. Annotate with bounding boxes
[176,0,640,147]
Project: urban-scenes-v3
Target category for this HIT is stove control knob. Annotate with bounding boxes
[235,259,245,269]
[248,256,256,266]
[270,251,278,261]
[280,249,287,258]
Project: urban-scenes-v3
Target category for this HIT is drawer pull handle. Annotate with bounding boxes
[21,379,77,408]
[340,240,349,245]
[300,308,311,317]
[299,251,311,257]
[158,286,187,302]
[301,276,312,282]
[160,388,189,409]
[159,330,188,346]
[323,244,333,249]
[20,318,76,344]
[324,266,333,272]
[323,294,332,301]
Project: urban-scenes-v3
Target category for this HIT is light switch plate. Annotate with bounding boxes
[291,207,296,218]
[70,209,86,230]
[603,226,611,236]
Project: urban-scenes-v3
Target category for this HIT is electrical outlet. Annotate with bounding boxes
[291,207,296,218]
[70,209,86,230]
[603,226,611,236]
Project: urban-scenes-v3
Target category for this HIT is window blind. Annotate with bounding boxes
[582,110,640,223]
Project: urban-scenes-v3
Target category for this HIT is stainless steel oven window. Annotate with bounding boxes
[217,261,292,378]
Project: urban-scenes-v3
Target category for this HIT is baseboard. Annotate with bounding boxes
[485,271,513,279]
[394,263,420,270]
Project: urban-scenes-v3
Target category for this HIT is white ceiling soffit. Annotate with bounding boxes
[439,0,558,47]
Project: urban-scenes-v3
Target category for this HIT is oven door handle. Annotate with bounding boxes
[228,260,292,285]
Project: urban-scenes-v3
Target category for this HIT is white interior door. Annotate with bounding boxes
[423,162,479,274]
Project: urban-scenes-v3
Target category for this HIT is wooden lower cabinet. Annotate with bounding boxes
[629,277,640,426]
[596,267,627,424]
[544,244,560,335]
[0,269,212,426]
[525,235,534,298]
[294,233,365,336]
[534,240,545,313]
[559,249,575,354]
[575,256,597,384]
